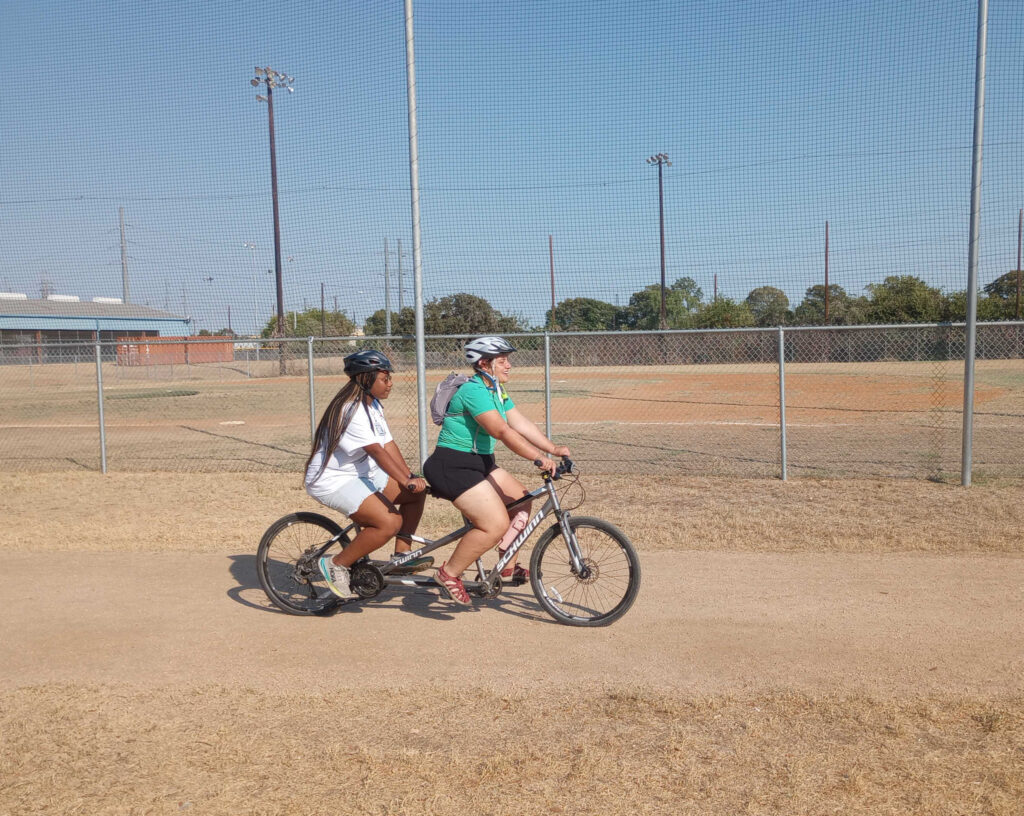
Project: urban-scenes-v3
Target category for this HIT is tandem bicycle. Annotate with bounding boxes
[256,458,640,627]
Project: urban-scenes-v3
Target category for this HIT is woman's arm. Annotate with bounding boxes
[474,409,556,473]
[362,443,427,492]
[506,407,571,458]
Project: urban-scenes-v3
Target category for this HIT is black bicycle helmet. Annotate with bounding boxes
[464,336,517,365]
[343,349,393,376]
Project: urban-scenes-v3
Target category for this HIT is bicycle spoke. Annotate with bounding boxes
[257,513,349,615]
[530,517,640,626]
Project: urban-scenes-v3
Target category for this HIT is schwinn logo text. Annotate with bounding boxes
[499,509,545,568]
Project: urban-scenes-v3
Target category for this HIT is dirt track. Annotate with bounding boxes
[4,550,1021,697]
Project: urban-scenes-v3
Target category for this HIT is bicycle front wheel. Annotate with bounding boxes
[529,516,640,627]
[256,512,353,616]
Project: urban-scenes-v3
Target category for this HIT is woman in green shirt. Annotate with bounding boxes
[423,336,570,605]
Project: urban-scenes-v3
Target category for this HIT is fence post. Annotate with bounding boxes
[544,332,552,439]
[307,336,316,445]
[778,327,787,481]
[95,341,107,474]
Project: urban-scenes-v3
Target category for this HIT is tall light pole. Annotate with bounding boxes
[251,67,294,348]
[243,242,260,335]
[647,153,671,329]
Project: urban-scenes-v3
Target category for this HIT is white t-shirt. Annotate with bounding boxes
[305,398,393,498]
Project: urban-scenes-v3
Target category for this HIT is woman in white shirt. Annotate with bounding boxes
[305,349,428,599]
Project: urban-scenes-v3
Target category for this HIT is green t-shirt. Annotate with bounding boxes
[436,374,515,454]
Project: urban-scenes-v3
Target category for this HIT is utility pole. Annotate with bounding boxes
[384,238,392,335]
[549,234,556,330]
[320,282,326,337]
[1016,208,1022,320]
[397,238,405,313]
[824,221,830,322]
[646,153,671,329]
[251,67,294,372]
[119,207,130,304]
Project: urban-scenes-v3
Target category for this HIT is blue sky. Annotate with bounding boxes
[1,0,1022,333]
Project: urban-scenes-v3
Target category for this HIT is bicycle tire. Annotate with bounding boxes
[256,512,352,616]
[529,516,640,627]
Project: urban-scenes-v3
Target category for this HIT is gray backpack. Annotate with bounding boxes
[429,372,471,425]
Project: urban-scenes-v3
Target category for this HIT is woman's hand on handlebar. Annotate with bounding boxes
[404,476,429,494]
[551,444,571,458]
[532,455,557,475]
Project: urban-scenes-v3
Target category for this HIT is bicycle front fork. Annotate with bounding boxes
[557,512,589,578]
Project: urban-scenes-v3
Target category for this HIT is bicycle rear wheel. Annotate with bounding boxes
[257,512,353,616]
[529,516,640,627]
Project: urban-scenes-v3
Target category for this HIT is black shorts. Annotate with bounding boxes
[423,446,498,501]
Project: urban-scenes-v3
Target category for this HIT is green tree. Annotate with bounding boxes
[983,269,1024,301]
[793,284,867,326]
[941,290,1012,322]
[261,308,357,338]
[198,328,236,337]
[745,286,791,327]
[624,277,704,329]
[689,297,755,329]
[546,297,620,331]
[363,307,416,336]
[865,275,943,324]
[980,270,1024,319]
[422,293,522,335]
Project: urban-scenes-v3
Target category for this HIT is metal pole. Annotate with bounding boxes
[307,337,316,444]
[266,81,285,342]
[1016,208,1021,320]
[544,332,552,439]
[777,327,787,481]
[320,282,326,337]
[657,161,667,329]
[405,0,428,467]
[384,238,392,336]
[824,221,830,323]
[95,341,107,474]
[119,207,130,304]
[962,0,988,488]
[397,238,404,313]
[549,235,556,330]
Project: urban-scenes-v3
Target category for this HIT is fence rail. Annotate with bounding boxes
[0,324,1021,482]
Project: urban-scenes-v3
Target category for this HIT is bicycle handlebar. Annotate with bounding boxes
[532,455,574,479]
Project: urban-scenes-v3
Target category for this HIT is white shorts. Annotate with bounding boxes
[308,469,389,516]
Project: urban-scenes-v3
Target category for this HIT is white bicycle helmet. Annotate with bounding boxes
[464,335,517,365]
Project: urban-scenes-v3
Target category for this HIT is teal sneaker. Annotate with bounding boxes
[318,556,357,599]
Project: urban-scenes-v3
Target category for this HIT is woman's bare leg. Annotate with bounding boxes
[380,477,426,552]
[446,480,511,576]
[334,492,402,568]
[486,468,532,564]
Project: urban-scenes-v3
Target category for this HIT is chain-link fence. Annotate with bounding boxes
[1,325,1021,481]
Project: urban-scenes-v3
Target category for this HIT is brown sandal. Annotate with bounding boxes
[434,564,471,606]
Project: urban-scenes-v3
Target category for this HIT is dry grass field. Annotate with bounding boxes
[2,357,1022,478]
[2,470,1023,814]
[2,355,1023,814]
